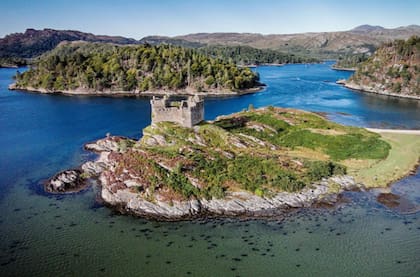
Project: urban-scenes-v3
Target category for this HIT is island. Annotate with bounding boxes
[9,41,264,96]
[46,96,420,220]
[338,36,420,99]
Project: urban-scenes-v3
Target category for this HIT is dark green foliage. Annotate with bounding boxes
[201,183,226,199]
[197,45,319,65]
[280,130,390,160]
[334,53,369,69]
[305,161,346,182]
[15,42,260,92]
[215,110,390,161]
[0,57,28,67]
[214,117,248,130]
[188,151,306,193]
[167,164,199,198]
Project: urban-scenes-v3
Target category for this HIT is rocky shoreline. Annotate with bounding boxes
[8,83,265,97]
[46,136,362,221]
[336,80,420,100]
[331,66,356,72]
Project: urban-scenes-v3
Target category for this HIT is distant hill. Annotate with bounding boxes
[344,36,420,99]
[139,35,204,48]
[0,28,138,59]
[174,25,420,59]
[350,25,385,33]
[2,25,420,67]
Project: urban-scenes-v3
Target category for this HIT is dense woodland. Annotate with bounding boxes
[197,45,319,65]
[333,53,369,69]
[15,42,261,92]
[0,57,27,68]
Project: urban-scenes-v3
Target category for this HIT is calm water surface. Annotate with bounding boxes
[0,63,419,276]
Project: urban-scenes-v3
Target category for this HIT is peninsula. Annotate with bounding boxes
[339,36,420,99]
[10,41,263,96]
[46,97,420,220]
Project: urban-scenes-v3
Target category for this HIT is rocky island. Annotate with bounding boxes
[9,41,264,96]
[46,96,420,220]
[340,36,420,99]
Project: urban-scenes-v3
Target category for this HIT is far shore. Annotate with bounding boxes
[331,66,356,71]
[367,128,420,135]
[8,83,266,97]
[336,80,420,100]
[0,65,19,69]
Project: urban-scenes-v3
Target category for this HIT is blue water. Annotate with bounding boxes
[206,64,420,128]
[0,63,419,276]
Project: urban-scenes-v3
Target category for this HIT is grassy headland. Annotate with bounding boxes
[98,107,402,201]
[348,131,420,187]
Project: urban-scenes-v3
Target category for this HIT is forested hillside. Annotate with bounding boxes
[197,45,319,65]
[14,42,261,93]
[347,36,420,97]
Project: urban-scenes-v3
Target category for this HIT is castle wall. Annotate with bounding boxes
[150,96,204,128]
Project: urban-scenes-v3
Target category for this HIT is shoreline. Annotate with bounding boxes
[8,83,266,97]
[350,131,420,188]
[336,80,420,100]
[44,125,420,221]
[331,66,356,72]
[44,135,361,221]
[89,135,361,221]
[366,128,420,135]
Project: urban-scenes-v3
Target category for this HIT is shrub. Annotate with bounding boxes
[305,161,347,182]
[202,183,226,199]
[167,164,199,198]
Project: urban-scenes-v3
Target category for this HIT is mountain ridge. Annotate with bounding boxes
[2,25,420,64]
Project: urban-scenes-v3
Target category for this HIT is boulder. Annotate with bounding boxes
[45,169,85,193]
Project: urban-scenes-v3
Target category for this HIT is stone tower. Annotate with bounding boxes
[150,95,204,128]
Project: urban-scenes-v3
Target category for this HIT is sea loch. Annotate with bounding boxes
[0,62,419,276]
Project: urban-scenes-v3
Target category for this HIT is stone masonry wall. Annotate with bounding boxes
[151,96,204,128]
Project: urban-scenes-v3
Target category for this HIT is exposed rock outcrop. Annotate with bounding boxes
[343,36,420,99]
[61,135,361,220]
[98,174,358,220]
[45,169,85,193]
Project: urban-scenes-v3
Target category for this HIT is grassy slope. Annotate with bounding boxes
[109,108,419,202]
[350,132,420,187]
[132,107,404,200]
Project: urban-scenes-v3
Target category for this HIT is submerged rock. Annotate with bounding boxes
[45,169,85,193]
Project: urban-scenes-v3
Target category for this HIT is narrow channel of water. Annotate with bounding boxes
[0,63,419,276]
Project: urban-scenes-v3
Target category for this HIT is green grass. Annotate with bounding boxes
[128,108,414,199]
[351,133,420,187]
[280,130,390,160]
[215,110,390,161]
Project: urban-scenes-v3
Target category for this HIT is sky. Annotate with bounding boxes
[1,0,419,39]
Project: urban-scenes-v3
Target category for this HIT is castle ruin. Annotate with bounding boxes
[150,95,204,128]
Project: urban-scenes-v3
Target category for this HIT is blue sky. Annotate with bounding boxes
[1,0,419,38]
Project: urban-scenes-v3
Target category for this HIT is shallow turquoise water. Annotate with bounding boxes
[0,63,419,276]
